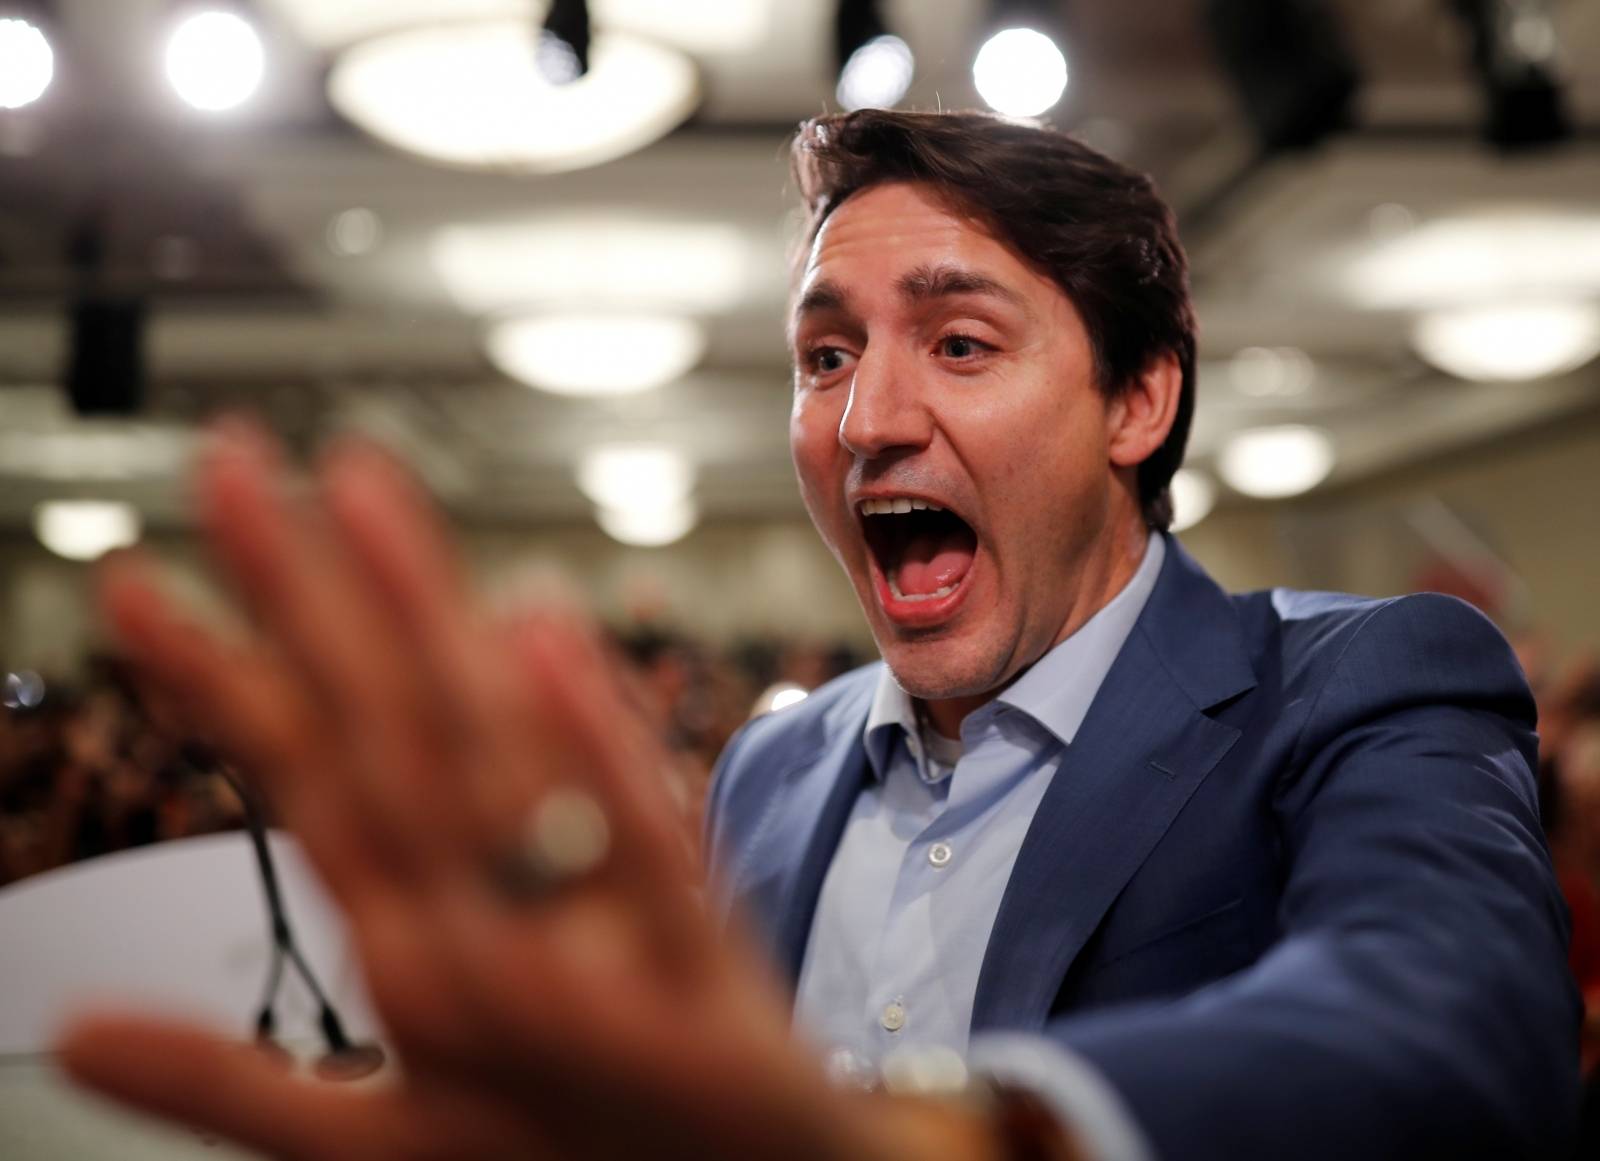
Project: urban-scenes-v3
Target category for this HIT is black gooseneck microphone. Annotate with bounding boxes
[204,757,385,1080]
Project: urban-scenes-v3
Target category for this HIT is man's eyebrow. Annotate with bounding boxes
[793,278,850,320]
[897,264,1031,314]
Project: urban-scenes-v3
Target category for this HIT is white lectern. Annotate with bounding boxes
[0,831,379,1159]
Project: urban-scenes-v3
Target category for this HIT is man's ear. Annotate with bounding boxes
[1108,353,1183,471]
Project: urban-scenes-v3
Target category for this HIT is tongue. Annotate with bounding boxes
[895,531,975,596]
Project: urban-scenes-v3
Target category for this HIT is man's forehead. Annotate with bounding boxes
[791,184,1041,323]
[803,182,984,271]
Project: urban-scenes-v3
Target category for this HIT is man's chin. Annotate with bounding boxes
[875,635,1008,704]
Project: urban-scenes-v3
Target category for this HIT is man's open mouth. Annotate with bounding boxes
[858,497,979,605]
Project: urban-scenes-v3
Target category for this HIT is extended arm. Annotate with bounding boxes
[1031,595,1578,1159]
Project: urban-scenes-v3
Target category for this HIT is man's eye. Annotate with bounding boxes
[808,347,847,374]
[939,335,987,359]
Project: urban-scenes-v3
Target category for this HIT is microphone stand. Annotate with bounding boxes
[209,760,385,1080]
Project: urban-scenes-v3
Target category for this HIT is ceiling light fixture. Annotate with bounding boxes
[972,25,1067,118]
[268,0,769,57]
[595,497,698,547]
[576,444,693,511]
[326,207,382,256]
[835,0,914,111]
[1345,211,1600,311]
[0,8,53,110]
[486,313,705,396]
[431,217,749,315]
[327,18,699,173]
[1218,425,1335,499]
[1413,300,1600,382]
[1229,346,1315,398]
[166,6,265,111]
[33,500,142,561]
[1169,468,1218,532]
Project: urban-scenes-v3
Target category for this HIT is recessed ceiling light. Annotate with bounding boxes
[1347,212,1600,310]
[328,19,698,173]
[34,500,142,561]
[1169,468,1217,532]
[327,207,383,256]
[973,28,1067,118]
[1229,346,1315,397]
[576,444,693,511]
[595,497,697,547]
[1218,426,1335,499]
[166,10,265,112]
[1413,300,1600,382]
[596,0,770,54]
[837,34,914,111]
[486,313,705,396]
[432,217,749,315]
[270,0,769,56]
[0,17,53,109]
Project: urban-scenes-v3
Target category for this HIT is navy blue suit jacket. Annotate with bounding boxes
[706,537,1579,1160]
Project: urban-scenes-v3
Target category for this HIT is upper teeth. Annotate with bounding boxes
[859,498,944,516]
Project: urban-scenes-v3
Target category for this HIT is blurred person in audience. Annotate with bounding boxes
[55,109,1576,1161]
[0,655,243,886]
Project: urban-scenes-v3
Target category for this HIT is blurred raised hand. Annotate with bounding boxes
[57,422,992,1161]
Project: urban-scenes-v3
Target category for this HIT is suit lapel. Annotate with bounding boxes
[771,725,873,987]
[727,680,876,990]
[971,538,1256,1031]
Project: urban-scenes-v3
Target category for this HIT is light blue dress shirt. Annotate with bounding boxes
[793,533,1165,1161]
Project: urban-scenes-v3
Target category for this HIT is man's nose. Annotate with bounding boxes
[837,347,933,460]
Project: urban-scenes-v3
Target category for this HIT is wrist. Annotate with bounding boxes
[833,1057,1086,1161]
[843,1090,1008,1161]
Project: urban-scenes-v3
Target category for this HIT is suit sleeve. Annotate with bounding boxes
[1039,593,1580,1160]
[703,715,760,910]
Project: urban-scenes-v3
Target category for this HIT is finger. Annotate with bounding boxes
[503,613,717,976]
[97,552,388,899]
[510,612,695,883]
[317,439,546,835]
[57,1014,394,1161]
[194,421,478,867]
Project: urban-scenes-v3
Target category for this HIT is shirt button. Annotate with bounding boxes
[880,1001,907,1032]
[928,842,953,868]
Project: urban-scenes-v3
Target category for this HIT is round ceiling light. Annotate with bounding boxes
[328,19,699,172]
[34,500,142,561]
[0,17,53,109]
[166,10,265,112]
[972,28,1067,118]
[837,34,914,111]
[432,217,750,315]
[1218,426,1335,499]
[595,497,698,547]
[485,313,705,396]
[1412,300,1600,382]
[1346,212,1600,310]
[576,444,693,511]
[1169,468,1217,532]
[1229,346,1315,398]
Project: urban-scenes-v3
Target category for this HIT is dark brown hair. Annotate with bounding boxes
[790,108,1196,531]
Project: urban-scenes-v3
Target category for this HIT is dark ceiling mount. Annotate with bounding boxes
[538,0,591,86]
[1204,0,1360,155]
[1450,0,1570,150]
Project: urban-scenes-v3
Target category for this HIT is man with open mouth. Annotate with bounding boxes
[56,112,1576,1161]
[708,108,1579,1159]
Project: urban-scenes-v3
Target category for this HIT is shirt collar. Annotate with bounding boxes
[862,531,1166,777]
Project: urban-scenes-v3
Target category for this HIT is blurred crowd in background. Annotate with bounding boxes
[0,627,869,887]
